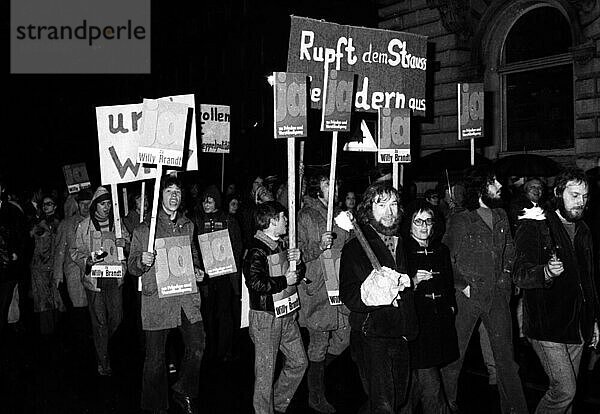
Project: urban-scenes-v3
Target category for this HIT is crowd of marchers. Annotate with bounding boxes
[0,165,599,414]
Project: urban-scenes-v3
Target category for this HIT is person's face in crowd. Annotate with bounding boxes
[426,194,440,206]
[96,199,112,219]
[271,211,288,237]
[319,178,338,204]
[252,177,263,192]
[345,192,356,210]
[78,200,91,218]
[189,184,199,199]
[203,196,217,214]
[161,184,182,215]
[372,193,399,228]
[557,180,588,222]
[229,198,239,215]
[481,176,503,208]
[42,197,56,216]
[135,195,149,213]
[411,210,434,243]
[524,180,543,203]
[226,183,236,196]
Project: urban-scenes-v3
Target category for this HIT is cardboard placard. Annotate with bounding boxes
[267,252,300,318]
[199,104,231,153]
[274,72,308,138]
[62,163,91,194]
[343,119,378,152]
[90,231,123,278]
[154,236,197,298]
[321,69,354,132]
[378,107,411,163]
[319,249,343,306]
[458,83,484,140]
[138,99,189,167]
[198,229,237,278]
[287,16,427,115]
[96,95,198,185]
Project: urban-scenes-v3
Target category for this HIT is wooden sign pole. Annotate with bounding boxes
[147,166,163,253]
[392,163,399,190]
[110,184,125,260]
[140,181,146,223]
[326,132,338,232]
[298,141,305,202]
[470,138,475,166]
[122,187,129,217]
[287,139,297,272]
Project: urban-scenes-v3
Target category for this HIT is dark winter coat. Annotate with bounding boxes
[442,208,514,309]
[513,210,599,344]
[405,237,458,368]
[339,224,418,340]
[128,209,203,331]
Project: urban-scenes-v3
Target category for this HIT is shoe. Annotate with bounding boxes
[172,392,197,414]
[308,361,336,413]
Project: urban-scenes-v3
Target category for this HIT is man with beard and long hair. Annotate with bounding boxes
[440,166,528,414]
[513,168,599,413]
[339,181,418,414]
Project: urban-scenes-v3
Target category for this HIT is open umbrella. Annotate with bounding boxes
[494,154,561,177]
[410,148,491,180]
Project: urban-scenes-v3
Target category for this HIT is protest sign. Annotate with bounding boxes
[320,249,342,306]
[198,229,237,278]
[321,69,354,132]
[377,107,411,163]
[199,104,231,153]
[287,16,427,115]
[96,95,198,185]
[154,235,197,298]
[90,231,124,278]
[343,119,378,152]
[241,272,249,328]
[458,83,484,140]
[138,99,190,167]
[273,72,308,138]
[267,251,300,318]
[62,163,91,194]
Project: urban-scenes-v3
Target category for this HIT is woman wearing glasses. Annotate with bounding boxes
[401,201,458,414]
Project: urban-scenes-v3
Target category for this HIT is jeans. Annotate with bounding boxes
[86,285,122,369]
[530,339,583,414]
[141,311,205,410]
[351,330,410,414]
[249,310,308,414]
[0,280,18,336]
[307,326,350,362]
[441,292,527,414]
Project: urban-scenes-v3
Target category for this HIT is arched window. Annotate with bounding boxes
[501,6,573,152]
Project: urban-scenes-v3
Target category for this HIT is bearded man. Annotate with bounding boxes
[513,168,599,413]
[339,181,417,414]
[440,166,528,414]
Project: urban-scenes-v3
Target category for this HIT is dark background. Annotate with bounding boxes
[4,0,380,194]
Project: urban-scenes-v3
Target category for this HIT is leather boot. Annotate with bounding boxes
[308,361,336,413]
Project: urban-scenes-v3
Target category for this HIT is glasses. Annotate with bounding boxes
[413,218,434,227]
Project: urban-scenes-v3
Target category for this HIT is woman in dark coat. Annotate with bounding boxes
[402,201,458,414]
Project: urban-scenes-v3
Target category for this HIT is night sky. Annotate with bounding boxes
[5,0,380,194]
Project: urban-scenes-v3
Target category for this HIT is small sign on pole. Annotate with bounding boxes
[62,163,91,194]
[199,104,231,154]
[457,82,484,166]
[377,108,411,164]
[273,72,308,139]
